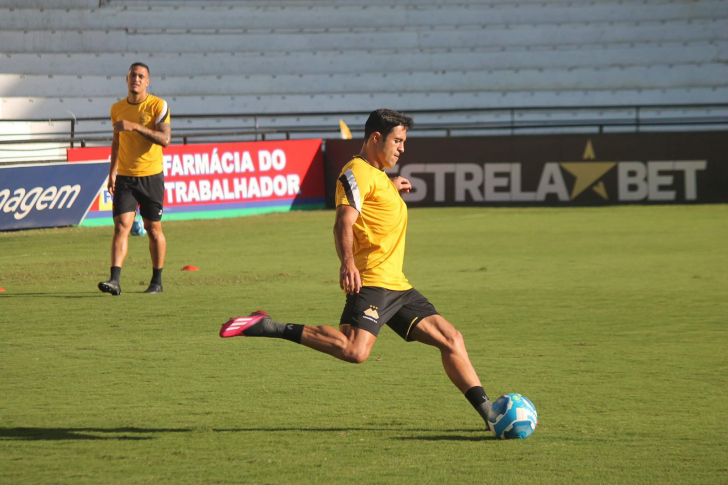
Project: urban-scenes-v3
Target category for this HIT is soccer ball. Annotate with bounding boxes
[487,393,538,440]
[131,216,147,237]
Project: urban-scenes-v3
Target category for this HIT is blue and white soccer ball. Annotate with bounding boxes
[131,216,147,237]
[487,393,538,440]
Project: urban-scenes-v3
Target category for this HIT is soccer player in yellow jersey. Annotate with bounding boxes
[98,63,171,296]
[220,109,494,431]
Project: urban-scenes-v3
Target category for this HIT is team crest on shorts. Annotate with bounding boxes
[363,306,379,322]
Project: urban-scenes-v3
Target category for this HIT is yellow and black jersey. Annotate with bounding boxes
[335,156,411,291]
[111,94,170,177]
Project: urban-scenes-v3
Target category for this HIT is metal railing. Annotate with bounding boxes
[1,103,727,163]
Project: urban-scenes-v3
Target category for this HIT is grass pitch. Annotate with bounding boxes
[0,205,726,484]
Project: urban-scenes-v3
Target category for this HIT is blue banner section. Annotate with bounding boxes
[0,162,108,231]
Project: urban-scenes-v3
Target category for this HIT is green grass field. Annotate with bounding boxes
[1,205,726,484]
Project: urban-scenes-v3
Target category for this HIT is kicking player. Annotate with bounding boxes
[98,62,171,295]
[220,109,493,429]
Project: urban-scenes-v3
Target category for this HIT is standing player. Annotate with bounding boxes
[98,62,171,295]
[220,109,494,430]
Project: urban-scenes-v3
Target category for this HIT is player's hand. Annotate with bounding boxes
[391,176,412,194]
[107,174,116,196]
[339,260,361,294]
[114,120,138,133]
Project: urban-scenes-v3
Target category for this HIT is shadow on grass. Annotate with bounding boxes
[0,293,105,299]
[0,427,184,441]
[392,435,494,442]
[0,426,489,442]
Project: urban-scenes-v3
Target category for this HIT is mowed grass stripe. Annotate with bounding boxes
[1,205,726,484]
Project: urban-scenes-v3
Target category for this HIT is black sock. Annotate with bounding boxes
[242,317,303,344]
[281,323,304,344]
[465,386,492,423]
[110,266,121,283]
[151,268,163,286]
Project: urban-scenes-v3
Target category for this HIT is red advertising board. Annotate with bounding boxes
[68,139,326,226]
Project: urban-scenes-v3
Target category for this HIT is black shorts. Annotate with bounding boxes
[339,287,438,341]
[113,172,165,222]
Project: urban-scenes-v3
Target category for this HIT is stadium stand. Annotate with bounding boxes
[0,0,726,162]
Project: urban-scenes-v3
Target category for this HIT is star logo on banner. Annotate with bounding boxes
[559,140,617,200]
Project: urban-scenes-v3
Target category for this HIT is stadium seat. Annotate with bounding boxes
[0,0,726,163]
[2,40,725,76]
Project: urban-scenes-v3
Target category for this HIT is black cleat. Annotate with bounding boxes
[98,280,122,296]
[144,283,163,294]
[484,399,494,435]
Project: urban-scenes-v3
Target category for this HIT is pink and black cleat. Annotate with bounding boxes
[219,310,270,338]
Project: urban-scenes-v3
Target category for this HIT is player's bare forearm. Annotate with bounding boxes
[334,205,361,293]
[334,205,357,264]
[134,123,171,147]
[334,223,355,265]
[108,136,120,195]
[114,120,171,147]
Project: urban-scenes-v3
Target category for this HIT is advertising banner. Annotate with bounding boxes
[325,132,728,207]
[0,162,109,231]
[68,139,326,226]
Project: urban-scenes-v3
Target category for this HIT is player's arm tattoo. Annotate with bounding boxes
[135,122,171,147]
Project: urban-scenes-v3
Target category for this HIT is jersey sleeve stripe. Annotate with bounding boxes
[338,169,361,213]
[156,100,169,124]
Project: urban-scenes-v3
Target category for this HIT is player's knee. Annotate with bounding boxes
[442,328,465,353]
[145,223,164,240]
[114,221,131,236]
[341,346,370,364]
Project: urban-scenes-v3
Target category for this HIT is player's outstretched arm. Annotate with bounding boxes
[334,204,361,294]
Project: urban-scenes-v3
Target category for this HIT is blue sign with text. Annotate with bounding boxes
[0,162,108,231]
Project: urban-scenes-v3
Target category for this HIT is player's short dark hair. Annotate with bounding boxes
[364,108,414,141]
[128,62,150,76]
